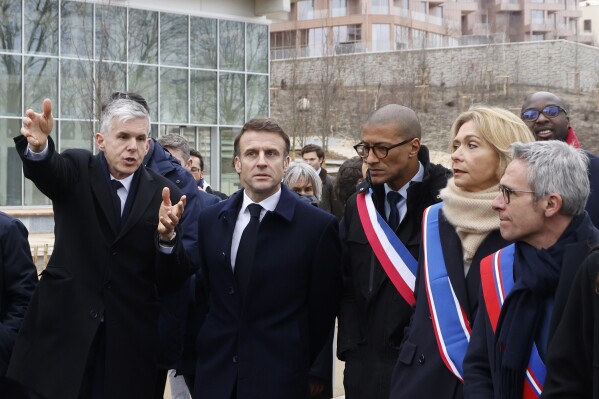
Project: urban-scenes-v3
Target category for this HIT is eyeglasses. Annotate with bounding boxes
[353,138,413,159]
[521,105,567,122]
[190,167,201,173]
[498,184,535,204]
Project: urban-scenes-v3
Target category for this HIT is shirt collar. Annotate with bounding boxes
[241,188,281,215]
[384,161,424,198]
[111,173,134,193]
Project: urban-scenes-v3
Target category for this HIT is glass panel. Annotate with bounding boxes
[219,73,244,126]
[61,1,93,58]
[372,0,389,14]
[181,126,196,149]
[160,67,188,123]
[190,17,217,69]
[95,62,126,118]
[219,20,244,71]
[61,60,93,119]
[0,55,22,116]
[0,0,22,52]
[197,127,213,185]
[95,5,127,62]
[129,65,158,122]
[24,177,52,206]
[220,127,240,194]
[24,56,58,112]
[160,13,188,67]
[25,0,58,55]
[0,118,22,206]
[59,120,94,152]
[246,74,268,120]
[247,23,268,73]
[190,70,217,124]
[372,24,390,51]
[129,9,158,64]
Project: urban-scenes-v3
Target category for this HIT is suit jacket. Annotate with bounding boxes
[193,186,342,399]
[0,212,37,393]
[585,151,599,228]
[319,168,344,220]
[390,211,508,399]
[463,212,599,399]
[7,136,190,399]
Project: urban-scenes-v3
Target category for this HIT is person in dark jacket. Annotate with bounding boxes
[520,91,599,227]
[337,104,450,399]
[301,144,344,220]
[463,140,599,399]
[541,249,599,399]
[389,106,535,399]
[0,212,37,399]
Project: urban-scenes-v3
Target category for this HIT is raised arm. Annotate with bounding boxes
[21,98,53,153]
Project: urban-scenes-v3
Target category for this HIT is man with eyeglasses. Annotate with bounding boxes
[463,140,599,398]
[520,91,599,227]
[189,149,228,200]
[337,104,450,399]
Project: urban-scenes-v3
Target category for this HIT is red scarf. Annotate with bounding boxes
[566,126,581,148]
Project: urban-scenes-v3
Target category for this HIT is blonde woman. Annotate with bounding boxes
[389,106,535,399]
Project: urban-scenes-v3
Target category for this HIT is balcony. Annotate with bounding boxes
[391,6,411,19]
[527,22,555,31]
[458,1,479,14]
[495,0,521,12]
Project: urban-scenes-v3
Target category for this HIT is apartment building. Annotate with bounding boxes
[270,0,590,59]
[580,0,599,46]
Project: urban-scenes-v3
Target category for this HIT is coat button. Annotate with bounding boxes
[418,354,425,365]
[232,355,239,363]
[89,309,99,319]
[228,286,235,295]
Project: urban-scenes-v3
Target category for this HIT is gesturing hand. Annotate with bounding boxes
[22,98,54,152]
[158,187,186,242]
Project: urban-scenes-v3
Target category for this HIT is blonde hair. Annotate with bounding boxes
[448,105,536,179]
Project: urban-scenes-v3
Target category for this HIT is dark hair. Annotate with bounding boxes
[335,156,364,204]
[301,143,324,159]
[190,149,204,170]
[233,118,290,158]
[102,91,149,113]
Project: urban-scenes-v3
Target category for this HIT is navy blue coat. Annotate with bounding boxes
[0,212,37,396]
[463,212,599,399]
[193,186,342,399]
[585,151,599,228]
[390,210,507,399]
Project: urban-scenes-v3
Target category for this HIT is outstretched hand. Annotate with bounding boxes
[22,98,53,152]
[158,187,186,241]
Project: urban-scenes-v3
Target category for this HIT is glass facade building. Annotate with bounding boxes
[0,0,270,207]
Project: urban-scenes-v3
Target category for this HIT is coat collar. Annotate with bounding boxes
[218,185,297,224]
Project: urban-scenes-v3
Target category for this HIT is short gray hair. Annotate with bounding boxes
[511,140,589,216]
[156,133,191,163]
[283,161,323,200]
[100,98,150,135]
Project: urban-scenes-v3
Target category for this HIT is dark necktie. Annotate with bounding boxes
[111,180,124,225]
[387,191,402,231]
[235,203,263,298]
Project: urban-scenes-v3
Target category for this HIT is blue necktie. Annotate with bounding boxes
[387,191,402,231]
[235,204,263,298]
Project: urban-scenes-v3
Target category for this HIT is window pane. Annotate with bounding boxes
[190,17,217,69]
[95,62,126,116]
[190,70,217,124]
[129,65,158,122]
[59,120,94,152]
[0,0,22,52]
[219,73,244,125]
[0,55,22,116]
[219,20,244,71]
[197,127,213,185]
[160,67,188,123]
[220,127,240,194]
[24,57,58,112]
[61,1,93,58]
[246,75,268,120]
[24,177,52,206]
[25,0,58,55]
[247,23,268,73]
[95,5,126,62]
[160,13,188,67]
[0,118,22,206]
[61,60,93,119]
[129,9,158,64]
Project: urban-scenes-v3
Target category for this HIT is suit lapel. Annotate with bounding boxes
[118,168,157,240]
[89,156,120,236]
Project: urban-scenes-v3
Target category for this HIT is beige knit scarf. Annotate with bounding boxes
[439,178,500,266]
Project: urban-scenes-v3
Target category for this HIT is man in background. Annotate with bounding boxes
[301,144,343,219]
[189,149,228,200]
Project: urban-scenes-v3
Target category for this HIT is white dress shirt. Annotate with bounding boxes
[384,161,424,225]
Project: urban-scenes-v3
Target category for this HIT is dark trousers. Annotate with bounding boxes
[79,323,106,399]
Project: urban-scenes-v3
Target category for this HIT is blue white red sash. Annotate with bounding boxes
[480,245,546,398]
[422,203,471,382]
[356,189,417,305]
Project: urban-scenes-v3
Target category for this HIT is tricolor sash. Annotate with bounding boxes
[422,203,471,382]
[480,245,546,398]
[356,189,417,305]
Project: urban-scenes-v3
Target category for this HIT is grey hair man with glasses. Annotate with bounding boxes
[520,91,599,227]
[337,104,450,399]
[463,140,599,398]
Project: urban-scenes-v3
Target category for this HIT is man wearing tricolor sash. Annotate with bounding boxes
[463,141,599,399]
[336,104,449,399]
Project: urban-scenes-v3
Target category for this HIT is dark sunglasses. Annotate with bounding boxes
[521,105,567,122]
[353,138,413,159]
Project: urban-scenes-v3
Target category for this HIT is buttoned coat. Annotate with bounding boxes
[7,136,190,399]
[193,186,342,399]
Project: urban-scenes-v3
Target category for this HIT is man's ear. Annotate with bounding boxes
[544,193,563,217]
[283,155,290,172]
[409,138,421,157]
[234,156,242,174]
[95,133,105,151]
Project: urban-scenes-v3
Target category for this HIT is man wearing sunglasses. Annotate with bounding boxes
[337,104,450,399]
[521,91,599,227]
